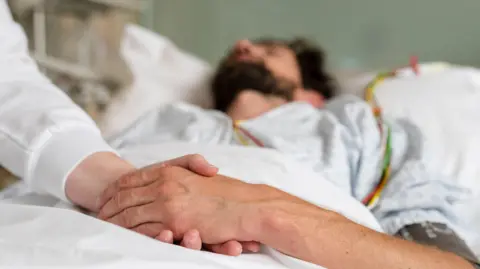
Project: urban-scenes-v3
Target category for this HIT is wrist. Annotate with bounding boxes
[241,195,341,246]
[235,184,278,241]
[65,152,136,212]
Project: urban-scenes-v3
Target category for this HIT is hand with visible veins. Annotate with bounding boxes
[96,155,260,255]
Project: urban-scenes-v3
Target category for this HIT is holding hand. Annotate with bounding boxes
[97,154,260,255]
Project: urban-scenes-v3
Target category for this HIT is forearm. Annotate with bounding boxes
[248,199,473,269]
[66,152,135,212]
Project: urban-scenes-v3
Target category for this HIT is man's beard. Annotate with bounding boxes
[211,60,296,112]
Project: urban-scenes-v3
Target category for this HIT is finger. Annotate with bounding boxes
[97,154,217,210]
[205,240,243,256]
[180,229,202,251]
[163,154,218,177]
[97,170,156,210]
[131,223,166,238]
[241,241,261,253]
[156,230,174,244]
[106,202,162,228]
[97,185,155,220]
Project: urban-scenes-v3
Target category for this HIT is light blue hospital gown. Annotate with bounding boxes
[108,95,472,237]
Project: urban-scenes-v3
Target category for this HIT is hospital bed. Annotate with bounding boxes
[2,24,480,268]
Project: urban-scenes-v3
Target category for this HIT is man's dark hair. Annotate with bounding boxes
[211,38,337,112]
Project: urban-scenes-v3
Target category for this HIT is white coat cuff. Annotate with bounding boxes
[28,128,115,202]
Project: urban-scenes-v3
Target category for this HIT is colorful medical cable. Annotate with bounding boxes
[361,57,419,209]
[233,121,265,147]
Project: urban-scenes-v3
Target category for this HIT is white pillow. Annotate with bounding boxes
[336,62,452,95]
[351,65,480,194]
[100,24,213,136]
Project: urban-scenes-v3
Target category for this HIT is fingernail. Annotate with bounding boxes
[188,229,199,241]
[232,244,242,256]
[157,230,172,243]
[249,245,260,253]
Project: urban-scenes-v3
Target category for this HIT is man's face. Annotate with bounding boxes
[229,39,302,87]
[212,39,305,120]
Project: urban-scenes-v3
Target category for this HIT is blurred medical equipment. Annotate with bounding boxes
[8,0,147,120]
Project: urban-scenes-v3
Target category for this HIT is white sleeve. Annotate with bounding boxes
[0,1,115,201]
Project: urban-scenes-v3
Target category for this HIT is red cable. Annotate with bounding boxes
[410,55,420,75]
[236,126,265,147]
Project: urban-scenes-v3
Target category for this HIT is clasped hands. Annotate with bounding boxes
[96,154,266,256]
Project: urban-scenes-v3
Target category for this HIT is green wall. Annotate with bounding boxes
[143,0,480,70]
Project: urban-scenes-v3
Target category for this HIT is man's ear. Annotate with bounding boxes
[293,88,325,108]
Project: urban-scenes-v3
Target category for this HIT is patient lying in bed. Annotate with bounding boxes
[2,37,477,268]
[105,38,478,264]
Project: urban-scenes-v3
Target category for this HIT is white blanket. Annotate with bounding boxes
[0,143,381,269]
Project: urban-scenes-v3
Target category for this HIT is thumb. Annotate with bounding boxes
[162,154,218,177]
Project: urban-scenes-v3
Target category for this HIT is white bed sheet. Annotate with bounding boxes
[0,143,383,269]
[0,202,314,269]
[472,208,480,258]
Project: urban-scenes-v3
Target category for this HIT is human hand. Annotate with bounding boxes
[97,165,272,253]
[96,154,260,255]
[151,229,260,256]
